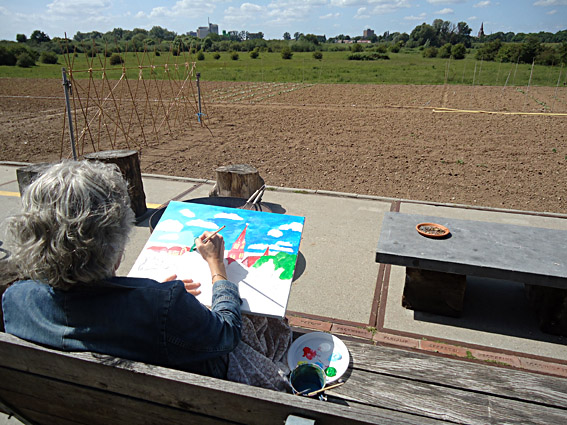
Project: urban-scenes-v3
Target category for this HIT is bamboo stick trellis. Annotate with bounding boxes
[59,39,205,159]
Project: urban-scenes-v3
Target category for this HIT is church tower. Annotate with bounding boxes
[478,23,485,39]
[228,225,248,261]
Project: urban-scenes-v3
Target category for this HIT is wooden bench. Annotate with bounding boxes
[375,212,567,334]
[2,329,567,424]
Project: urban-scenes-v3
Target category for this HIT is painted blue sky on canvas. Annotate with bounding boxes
[1,1,565,42]
[151,201,304,254]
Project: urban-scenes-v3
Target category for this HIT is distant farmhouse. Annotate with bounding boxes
[196,21,219,39]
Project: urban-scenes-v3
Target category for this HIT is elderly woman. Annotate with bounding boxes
[2,160,241,379]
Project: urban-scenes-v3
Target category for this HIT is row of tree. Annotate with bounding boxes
[1,21,566,68]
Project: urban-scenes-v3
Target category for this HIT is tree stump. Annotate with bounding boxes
[209,164,265,199]
[16,163,51,195]
[83,150,147,219]
[402,267,467,317]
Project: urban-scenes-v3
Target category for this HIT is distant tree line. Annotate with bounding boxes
[474,35,567,65]
[1,21,566,68]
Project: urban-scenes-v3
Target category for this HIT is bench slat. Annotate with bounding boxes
[0,367,235,425]
[0,333,448,425]
[343,338,567,408]
[329,364,567,425]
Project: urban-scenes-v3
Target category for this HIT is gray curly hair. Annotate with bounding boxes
[7,160,135,289]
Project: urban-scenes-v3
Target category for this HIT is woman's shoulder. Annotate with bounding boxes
[6,279,53,292]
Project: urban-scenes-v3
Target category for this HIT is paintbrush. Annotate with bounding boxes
[305,381,345,397]
[294,380,345,396]
[190,225,226,251]
[202,225,226,244]
[243,185,266,211]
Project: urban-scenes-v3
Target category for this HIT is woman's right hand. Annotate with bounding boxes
[195,231,225,263]
[195,231,228,283]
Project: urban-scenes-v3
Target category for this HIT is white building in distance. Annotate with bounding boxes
[197,22,219,38]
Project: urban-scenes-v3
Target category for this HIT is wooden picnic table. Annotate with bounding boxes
[1,330,567,424]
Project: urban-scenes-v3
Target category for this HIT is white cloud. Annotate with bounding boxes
[330,0,411,15]
[248,241,294,253]
[180,208,195,218]
[224,3,266,26]
[427,0,466,4]
[547,9,558,14]
[137,0,217,19]
[214,212,243,220]
[242,2,263,12]
[321,12,340,19]
[468,15,478,20]
[155,219,183,233]
[47,0,111,16]
[248,243,268,251]
[404,12,427,20]
[279,222,303,232]
[268,229,284,238]
[436,8,454,14]
[158,234,180,241]
[355,7,370,19]
[185,219,219,229]
[272,241,294,252]
[474,1,491,7]
[534,0,567,5]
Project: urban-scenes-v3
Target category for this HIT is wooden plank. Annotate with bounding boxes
[342,339,567,408]
[0,333,447,425]
[376,212,567,288]
[0,368,234,425]
[328,366,567,425]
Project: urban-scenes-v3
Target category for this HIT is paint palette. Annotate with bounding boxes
[287,332,350,383]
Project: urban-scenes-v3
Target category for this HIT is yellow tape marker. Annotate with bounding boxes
[0,191,161,210]
[0,191,20,197]
[432,107,567,117]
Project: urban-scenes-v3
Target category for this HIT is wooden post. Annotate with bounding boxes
[525,284,567,337]
[210,164,265,199]
[402,267,467,317]
[83,150,147,219]
[16,163,51,195]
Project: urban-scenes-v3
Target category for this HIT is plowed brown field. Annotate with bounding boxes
[1,78,565,214]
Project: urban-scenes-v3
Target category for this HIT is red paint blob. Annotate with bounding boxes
[302,347,317,360]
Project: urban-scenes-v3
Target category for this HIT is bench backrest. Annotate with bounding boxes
[0,332,378,425]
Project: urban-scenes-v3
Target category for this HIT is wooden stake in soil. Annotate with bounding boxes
[552,63,564,112]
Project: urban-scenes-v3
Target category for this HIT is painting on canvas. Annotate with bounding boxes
[128,201,305,318]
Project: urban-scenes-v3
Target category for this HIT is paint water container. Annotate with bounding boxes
[289,364,326,397]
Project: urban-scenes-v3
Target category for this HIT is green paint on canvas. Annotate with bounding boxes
[253,252,297,280]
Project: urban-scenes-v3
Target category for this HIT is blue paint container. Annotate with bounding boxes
[289,364,326,397]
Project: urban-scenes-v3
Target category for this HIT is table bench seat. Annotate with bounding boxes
[376,212,567,288]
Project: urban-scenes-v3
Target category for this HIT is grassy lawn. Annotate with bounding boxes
[0,49,564,87]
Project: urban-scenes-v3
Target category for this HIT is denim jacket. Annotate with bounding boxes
[2,276,242,378]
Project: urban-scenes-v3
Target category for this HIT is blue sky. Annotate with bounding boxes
[0,1,565,41]
[152,201,304,254]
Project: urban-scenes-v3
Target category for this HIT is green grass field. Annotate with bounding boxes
[0,49,564,87]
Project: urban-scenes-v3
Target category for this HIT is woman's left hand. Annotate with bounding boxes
[162,274,202,296]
